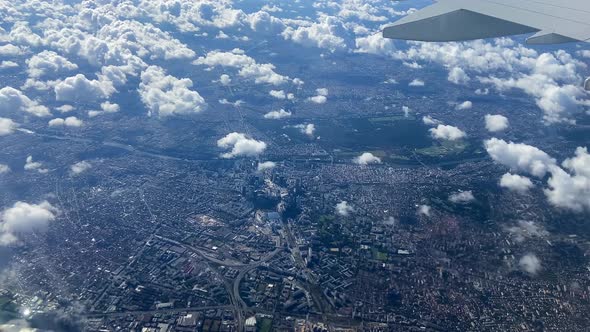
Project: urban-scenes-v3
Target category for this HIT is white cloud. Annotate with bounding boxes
[485,114,509,132]
[71,161,91,175]
[264,109,291,119]
[26,50,77,78]
[500,173,534,193]
[282,15,348,51]
[308,88,328,104]
[519,254,541,275]
[354,152,381,165]
[455,101,472,110]
[217,132,267,158]
[48,116,83,128]
[430,124,466,141]
[219,74,232,86]
[335,200,354,216]
[394,40,589,123]
[24,156,48,174]
[55,105,74,113]
[449,191,475,204]
[54,74,115,102]
[194,49,290,85]
[0,201,58,246]
[269,90,287,99]
[355,33,395,56]
[0,118,17,136]
[247,10,285,34]
[101,101,120,113]
[544,148,590,212]
[507,220,547,243]
[219,99,244,107]
[0,164,10,174]
[0,44,24,56]
[0,61,18,69]
[448,66,470,85]
[138,66,207,117]
[257,161,276,171]
[422,115,441,126]
[295,123,316,137]
[0,87,50,117]
[408,79,424,87]
[484,138,556,178]
[417,204,431,217]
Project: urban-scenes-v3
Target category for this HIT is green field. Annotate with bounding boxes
[416,140,469,157]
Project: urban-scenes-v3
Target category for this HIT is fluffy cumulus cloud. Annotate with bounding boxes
[485,139,590,212]
[507,220,547,243]
[269,90,293,100]
[422,115,441,126]
[26,50,77,78]
[308,88,328,104]
[282,15,348,51]
[500,173,534,193]
[295,123,316,137]
[138,66,207,117]
[430,124,466,141]
[0,201,58,246]
[55,74,115,102]
[417,204,431,217]
[335,200,354,216]
[217,132,267,158]
[24,156,48,174]
[0,164,10,174]
[71,161,91,175]
[194,49,290,85]
[355,33,395,56]
[519,254,541,275]
[48,116,83,128]
[354,152,381,165]
[408,79,424,87]
[545,148,590,212]
[485,114,509,132]
[0,118,17,136]
[455,101,472,110]
[395,40,589,123]
[0,87,50,117]
[448,66,470,85]
[257,161,276,172]
[264,109,291,119]
[449,191,475,204]
[484,138,556,178]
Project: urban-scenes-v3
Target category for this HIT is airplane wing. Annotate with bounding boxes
[383,0,590,44]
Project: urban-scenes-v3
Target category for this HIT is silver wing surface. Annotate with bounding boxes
[383,0,590,44]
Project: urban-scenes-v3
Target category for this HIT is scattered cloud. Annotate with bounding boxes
[295,123,316,137]
[519,254,541,275]
[0,87,50,117]
[455,101,472,110]
[484,138,555,178]
[422,115,441,126]
[417,204,431,217]
[0,164,10,174]
[24,156,48,174]
[507,220,547,243]
[257,161,276,171]
[500,173,534,193]
[217,132,267,158]
[48,116,83,128]
[408,79,424,87]
[70,161,91,175]
[485,114,509,132]
[430,124,466,141]
[264,109,291,119]
[0,118,18,136]
[0,201,58,246]
[353,152,381,165]
[336,200,354,216]
[448,66,470,84]
[55,74,115,102]
[26,50,77,78]
[138,66,207,117]
[449,191,475,204]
